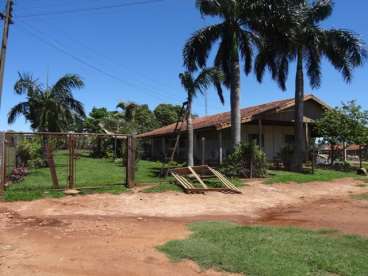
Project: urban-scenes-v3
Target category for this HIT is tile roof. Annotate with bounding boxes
[138,94,326,138]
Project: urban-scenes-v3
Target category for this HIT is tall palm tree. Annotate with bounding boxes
[179,68,224,166]
[8,73,85,131]
[8,73,85,187]
[183,0,260,149]
[255,0,367,171]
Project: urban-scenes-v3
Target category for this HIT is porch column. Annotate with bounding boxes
[161,137,166,159]
[218,130,223,165]
[305,123,310,160]
[151,138,154,158]
[201,137,206,165]
[305,122,310,147]
[258,119,263,148]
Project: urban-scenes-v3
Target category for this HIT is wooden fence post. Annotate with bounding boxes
[68,135,76,189]
[126,136,136,188]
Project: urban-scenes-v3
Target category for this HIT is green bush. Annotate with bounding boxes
[16,139,44,167]
[220,141,267,178]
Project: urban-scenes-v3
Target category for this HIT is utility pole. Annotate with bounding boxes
[0,0,14,108]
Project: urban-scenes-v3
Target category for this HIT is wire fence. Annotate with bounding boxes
[0,132,136,195]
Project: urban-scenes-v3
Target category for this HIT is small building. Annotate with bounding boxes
[138,95,329,165]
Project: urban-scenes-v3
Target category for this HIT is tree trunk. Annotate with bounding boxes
[230,57,241,150]
[291,48,305,172]
[43,135,59,188]
[187,94,194,167]
[330,144,335,166]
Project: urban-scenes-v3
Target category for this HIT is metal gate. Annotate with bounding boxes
[0,132,136,195]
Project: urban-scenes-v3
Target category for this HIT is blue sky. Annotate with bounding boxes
[0,0,367,131]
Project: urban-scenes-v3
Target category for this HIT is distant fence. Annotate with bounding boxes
[0,132,136,195]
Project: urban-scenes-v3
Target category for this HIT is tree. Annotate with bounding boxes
[154,104,182,127]
[316,101,368,166]
[340,101,368,168]
[256,0,367,171]
[179,68,223,166]
[315,108,349,165]
[8,73,85,131]
[116,102,158,134]
[183,0,262,150]
[8,73,85,188]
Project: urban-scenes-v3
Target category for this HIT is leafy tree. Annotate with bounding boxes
[82,107,111,133]
[183,0,263,149]
[116,102,158,134]
[316,108,349,165]
[316,101,368,166]
[133,104,159,133]
[256,0,367,171]
[340,101,368,168]
[154,104,183,127]
[179,68,224,166]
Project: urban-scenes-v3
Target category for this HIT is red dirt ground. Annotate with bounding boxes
[1,178,368,275]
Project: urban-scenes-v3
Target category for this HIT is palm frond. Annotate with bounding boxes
[8,102,30,124]
[238,29,253,75]
[308,0,333,24]
[196,0,222,17]
[183,23,224,71]
[14,72,41,95]
[306,47,321,88]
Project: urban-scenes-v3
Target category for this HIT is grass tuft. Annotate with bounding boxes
[265,169,357,184]
[159,221,368,276]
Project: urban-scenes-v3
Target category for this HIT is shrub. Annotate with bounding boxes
[16,139,44,167]
[278,145,294,170]
[220,141,267,178]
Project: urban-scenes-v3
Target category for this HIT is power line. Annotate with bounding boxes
[16,21,180,103]
[27,16,179,98]
[16,0,105,11]
[16,0,165,19]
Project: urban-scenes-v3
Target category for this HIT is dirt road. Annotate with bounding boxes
[1,178,368,275]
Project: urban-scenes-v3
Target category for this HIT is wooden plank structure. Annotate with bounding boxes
[170,165,241,194]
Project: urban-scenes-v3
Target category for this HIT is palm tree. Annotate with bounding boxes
[179,68,224,166]
[8,73,85,187]
[8,73,85,131]
[183,0,260,150]
[255,0,367,171]
[116,101,139,123]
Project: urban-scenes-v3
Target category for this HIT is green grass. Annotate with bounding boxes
[265,169,357,184]
[159,221,368,276]
[3,151,165,201]
[352,193,368,201]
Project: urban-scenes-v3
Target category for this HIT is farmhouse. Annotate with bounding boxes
[139,95,329,164]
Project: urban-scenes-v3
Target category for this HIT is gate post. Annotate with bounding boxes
[125,135,136,188]
[68,135,76,189]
